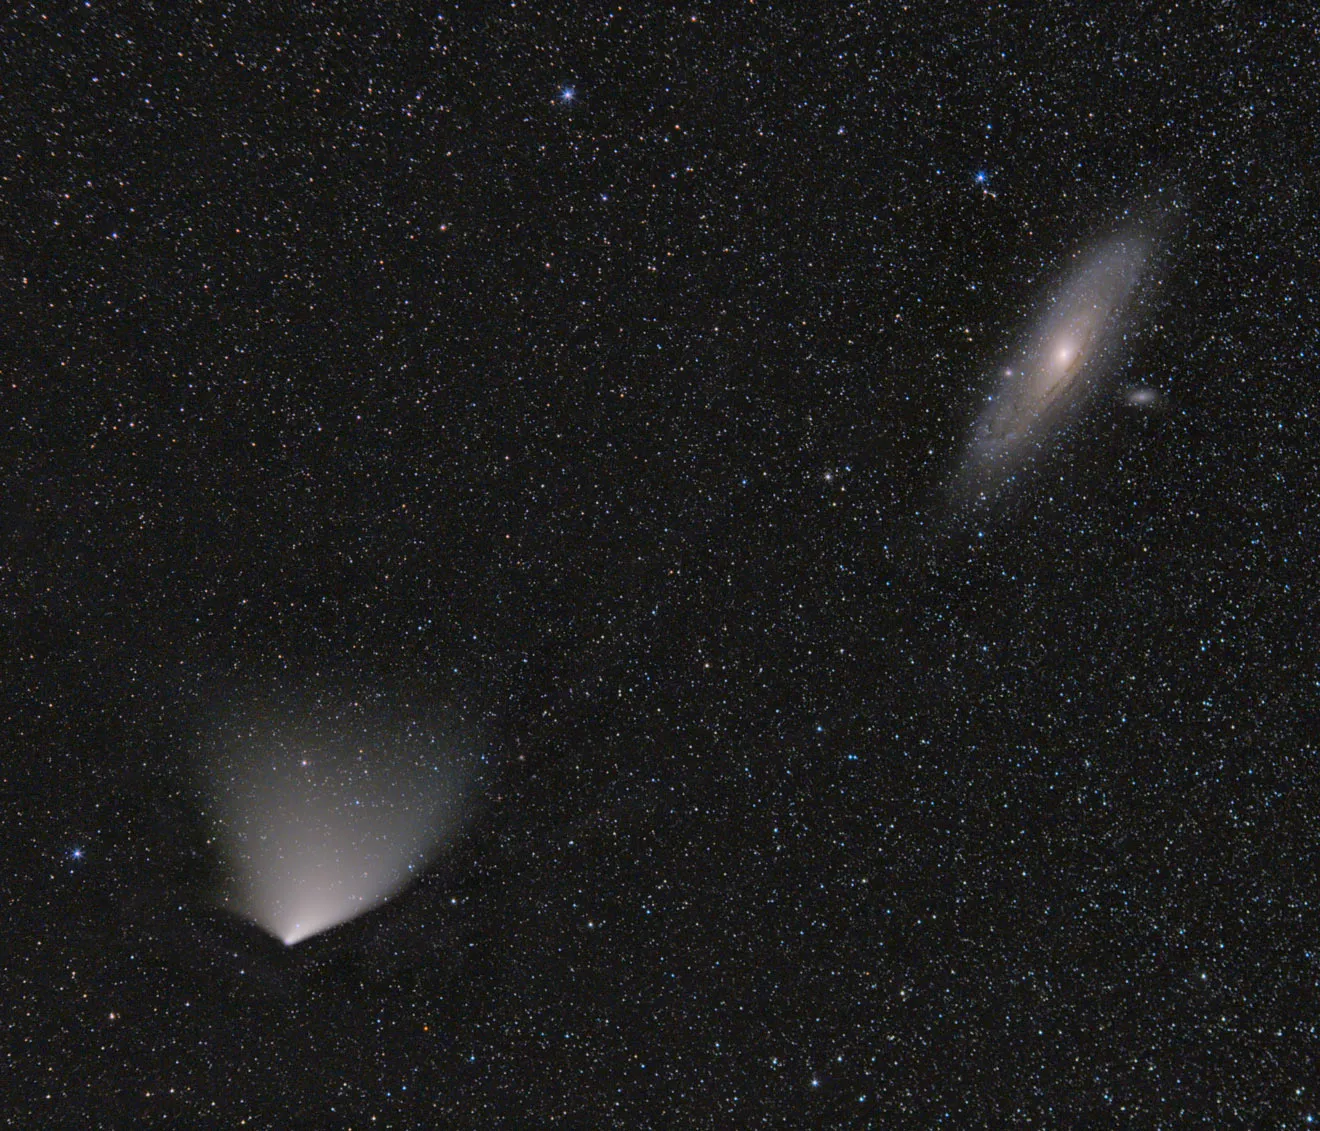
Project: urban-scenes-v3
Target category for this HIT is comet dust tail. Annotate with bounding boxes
[957,227,1152,504]
[198,698,479,945]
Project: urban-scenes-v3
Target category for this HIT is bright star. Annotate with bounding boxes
[560,87,575,103]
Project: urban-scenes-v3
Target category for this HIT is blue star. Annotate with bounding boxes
[974,170,989,185]
[560,87,576,103]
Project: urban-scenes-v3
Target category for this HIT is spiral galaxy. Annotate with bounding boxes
[959,229,1151,501]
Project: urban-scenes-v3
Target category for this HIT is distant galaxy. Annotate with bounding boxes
[957,227,1152,502]
[1125,384,1162,407]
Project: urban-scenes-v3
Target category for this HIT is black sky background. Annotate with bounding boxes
[4,2,1318,1125]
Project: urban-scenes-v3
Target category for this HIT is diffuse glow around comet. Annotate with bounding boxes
[197,697,480,946]
[956,224,1154,502]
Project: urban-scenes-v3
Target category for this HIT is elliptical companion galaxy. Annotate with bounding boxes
[958,228,1151,502]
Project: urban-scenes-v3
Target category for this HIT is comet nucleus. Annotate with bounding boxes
[199,699,478,945]
[958,227,1152,502]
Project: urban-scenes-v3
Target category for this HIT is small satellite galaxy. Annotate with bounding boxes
[956,223,1155,504]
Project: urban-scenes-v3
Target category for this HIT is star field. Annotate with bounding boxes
[3,4,1318,1126]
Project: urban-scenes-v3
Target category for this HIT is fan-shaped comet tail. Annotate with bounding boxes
[200,704,477,945]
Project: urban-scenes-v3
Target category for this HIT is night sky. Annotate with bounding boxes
[4,3,1318,1126]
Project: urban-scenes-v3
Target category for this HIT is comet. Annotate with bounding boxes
[198,700,478,945]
